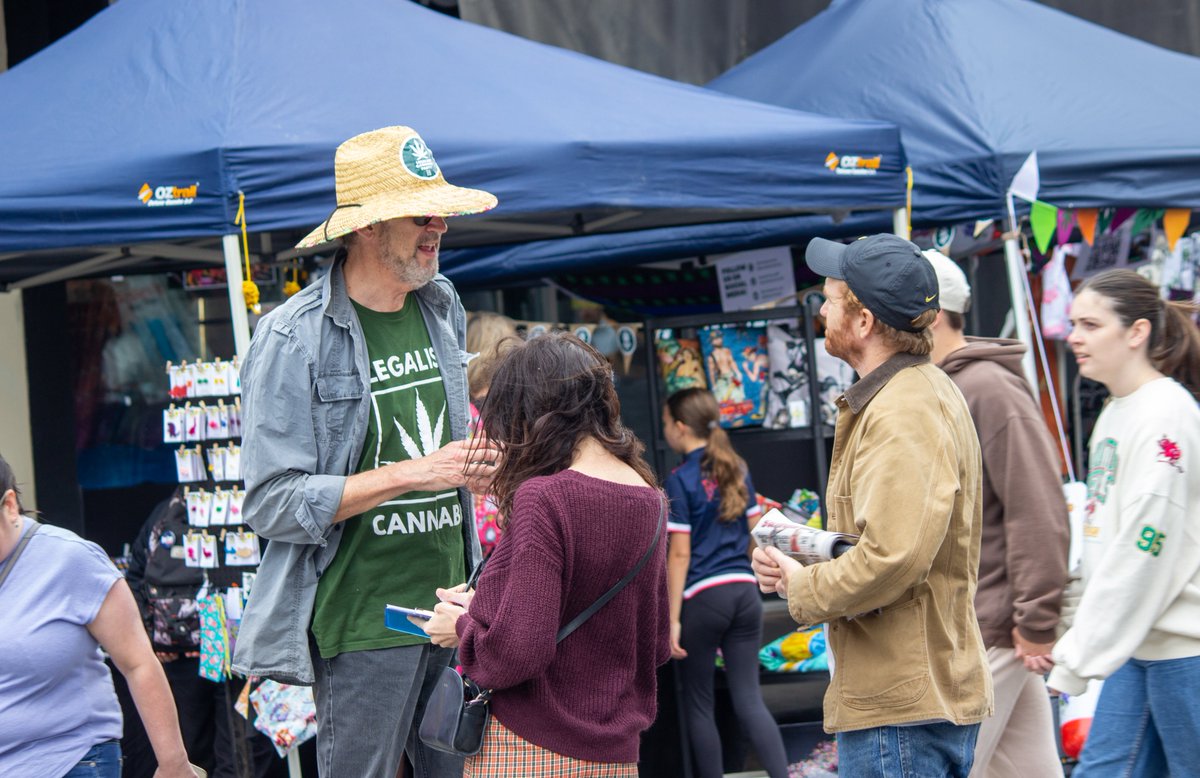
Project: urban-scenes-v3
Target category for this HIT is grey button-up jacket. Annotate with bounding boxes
[230,257,481,684]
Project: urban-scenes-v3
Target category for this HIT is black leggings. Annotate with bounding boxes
[678,582,790,778]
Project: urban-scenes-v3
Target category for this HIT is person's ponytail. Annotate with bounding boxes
[702,425,750,523]
[1154,300,1200,400]
[665,388,750,523]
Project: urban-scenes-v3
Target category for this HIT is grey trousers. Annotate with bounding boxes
[311,641,464,778]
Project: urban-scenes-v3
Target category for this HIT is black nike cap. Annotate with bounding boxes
[805,234,940,333]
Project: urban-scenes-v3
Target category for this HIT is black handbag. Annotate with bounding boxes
[419,496,665,757]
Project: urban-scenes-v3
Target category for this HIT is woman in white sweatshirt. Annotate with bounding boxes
[1049,268,1200,776]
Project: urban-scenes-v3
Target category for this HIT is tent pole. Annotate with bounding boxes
[223,234,252,358]
[892,207,909,240]
[1003,194,1038,396]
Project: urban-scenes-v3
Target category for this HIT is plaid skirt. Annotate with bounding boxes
[463,715,638,778]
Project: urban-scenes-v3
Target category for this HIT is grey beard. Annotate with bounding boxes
[386,253,438,289]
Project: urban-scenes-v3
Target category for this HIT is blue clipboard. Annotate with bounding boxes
[384,605,434,639]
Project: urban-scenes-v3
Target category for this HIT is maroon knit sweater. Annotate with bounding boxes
[456,469,671,763]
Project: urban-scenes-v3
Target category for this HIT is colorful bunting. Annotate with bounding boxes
[1076,209,1098,246]
[1163,209,1192,251]
[1130,208,1164,237]
[974,219,994,238]
[1030,200,1058,255]
[1110,207,1136,232]
[1055,209,1076,246]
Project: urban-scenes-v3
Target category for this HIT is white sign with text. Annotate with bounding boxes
[715,247,797,312]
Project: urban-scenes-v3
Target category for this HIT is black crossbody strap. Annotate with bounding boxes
[0,520,40,593]
[556,495,665,644]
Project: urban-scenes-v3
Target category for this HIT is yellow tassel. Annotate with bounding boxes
[283,263,301,297]
[242,279,261,314]
[235,192,260,313]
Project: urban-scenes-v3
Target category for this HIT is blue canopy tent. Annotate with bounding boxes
[709,0,1200,390]
[448,0,1200,287]
[439,209,892,287]
[0,0,907,317]
[708,0,1200,225]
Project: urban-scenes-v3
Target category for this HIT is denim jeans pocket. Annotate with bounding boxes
[62,740,122,778]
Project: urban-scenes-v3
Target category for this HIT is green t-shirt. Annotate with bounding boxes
[311,299,466,657]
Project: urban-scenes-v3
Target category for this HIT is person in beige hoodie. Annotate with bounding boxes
[925,250,1069,778]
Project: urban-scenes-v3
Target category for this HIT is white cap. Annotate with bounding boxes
[922,249,970,314]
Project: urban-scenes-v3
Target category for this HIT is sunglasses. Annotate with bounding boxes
[321,206,440,243]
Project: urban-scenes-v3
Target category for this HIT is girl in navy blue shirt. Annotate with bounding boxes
[663,388,789,778]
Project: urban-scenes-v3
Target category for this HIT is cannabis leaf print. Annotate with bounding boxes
[395,394,446,459]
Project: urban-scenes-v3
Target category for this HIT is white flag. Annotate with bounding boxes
[1009,151,1040,202]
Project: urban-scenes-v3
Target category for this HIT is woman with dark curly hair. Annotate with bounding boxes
[420,332,671,777]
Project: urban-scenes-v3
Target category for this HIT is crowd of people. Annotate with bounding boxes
[1,125,1197,778]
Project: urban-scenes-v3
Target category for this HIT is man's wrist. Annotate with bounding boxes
[385,459,421,494]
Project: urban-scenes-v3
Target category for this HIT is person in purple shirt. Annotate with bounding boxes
[420,332,671,777]
[662,388,789,778]
[0,454,196,778]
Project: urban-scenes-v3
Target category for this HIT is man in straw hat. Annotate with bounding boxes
[751,234,993,777]
[231,126,500,778]
[923,249,1068,778]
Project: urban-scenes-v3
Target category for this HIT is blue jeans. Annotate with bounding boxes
[837,721,980,777]
[62,740,122,778]
[1075,655,1200,777]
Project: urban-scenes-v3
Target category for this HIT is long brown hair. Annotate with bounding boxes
[665,388,749,522]
[1080,269,1200,399]
[476,332,656,523]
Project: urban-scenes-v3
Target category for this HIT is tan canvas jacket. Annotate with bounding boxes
[787,353,994,732]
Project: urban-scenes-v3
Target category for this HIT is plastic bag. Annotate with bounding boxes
[197,593,229,682]
[249,679,319,757]
[1041,246,1074,340]
[1060,679,1103,760]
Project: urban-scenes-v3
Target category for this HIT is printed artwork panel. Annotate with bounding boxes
[763,324,810,429]
[697,324,767,428]
[654,330,708,395]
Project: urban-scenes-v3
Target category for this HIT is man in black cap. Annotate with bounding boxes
[752,234,994,777]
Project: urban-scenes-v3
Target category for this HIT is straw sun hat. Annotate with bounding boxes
[296,126,498,249]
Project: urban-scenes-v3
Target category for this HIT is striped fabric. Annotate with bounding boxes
[682,571,758,599]
[464,716,638,778]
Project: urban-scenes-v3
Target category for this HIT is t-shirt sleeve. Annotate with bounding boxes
[56,536,123,625]
[664,472,692,534]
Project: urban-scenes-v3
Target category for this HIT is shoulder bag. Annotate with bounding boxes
[419,495,665,757]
